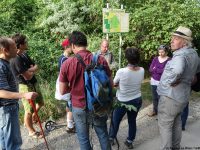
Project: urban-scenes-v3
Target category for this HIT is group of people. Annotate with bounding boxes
[148,26,200,150]
[0,34,42,150]
[58,26,200,150]
[0,26,200,150]
[147,41,189,131]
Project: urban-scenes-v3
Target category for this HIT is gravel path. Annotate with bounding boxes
[21,98,200,150]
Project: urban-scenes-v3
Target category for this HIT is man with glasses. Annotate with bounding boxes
[10,33,44,139]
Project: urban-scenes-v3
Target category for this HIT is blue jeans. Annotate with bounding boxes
[181,103,189,129]
[72,107,111,150]
[151,85,159,114]
[0,103,22,150]
[109,97,142,142]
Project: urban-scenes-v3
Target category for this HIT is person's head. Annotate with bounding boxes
[125,47,140,65]
[68,31,87,53]
[171,26,193,51]
[12,33,28,54]
[100,39,109,54]
[61,38,72,55]
[157,45,168,57]
[0,37,17,60]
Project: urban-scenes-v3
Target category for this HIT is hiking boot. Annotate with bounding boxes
[124,140,133,149]
[66,126,76,133]
[147,111,157,117]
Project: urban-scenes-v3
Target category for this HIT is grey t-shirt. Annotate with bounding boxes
[114,67,144,102]
[96,50,117,70]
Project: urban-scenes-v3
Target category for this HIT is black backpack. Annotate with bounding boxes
[191,72,200,92]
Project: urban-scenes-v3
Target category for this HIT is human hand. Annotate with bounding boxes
[28,65,38,73]
[171,79,181,87]
[191,75,197,85]
[23,92,38,100]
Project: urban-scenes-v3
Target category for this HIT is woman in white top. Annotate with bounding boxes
[109,47,144,149]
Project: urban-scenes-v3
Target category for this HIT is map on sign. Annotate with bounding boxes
[103,8,129,33]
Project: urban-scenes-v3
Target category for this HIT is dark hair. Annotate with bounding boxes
[125,47,140,65]
[158,45,169,52]
[11,33,27,49]
[69,31,87,47]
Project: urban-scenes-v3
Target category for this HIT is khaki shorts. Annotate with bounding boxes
[19,83,44,113]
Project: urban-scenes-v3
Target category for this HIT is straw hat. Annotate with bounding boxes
[172,26,193,41]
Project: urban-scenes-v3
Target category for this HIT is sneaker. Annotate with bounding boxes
[147,111,157,117]
[66,126,76,133]
[124,140,133,149]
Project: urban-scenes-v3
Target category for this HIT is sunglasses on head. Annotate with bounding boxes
[158,45,170,51]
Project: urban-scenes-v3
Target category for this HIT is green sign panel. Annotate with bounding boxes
[103,8,129,33]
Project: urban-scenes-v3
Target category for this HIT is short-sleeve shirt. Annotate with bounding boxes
[58,54,68,71]
[114,67,144,102]
[0,58,18,105]
[59,50,112,108]
[10,52,37,85]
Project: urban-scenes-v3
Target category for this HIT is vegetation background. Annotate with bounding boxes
[1,0,200,122]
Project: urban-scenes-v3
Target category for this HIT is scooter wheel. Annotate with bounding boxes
[45,120,56,131]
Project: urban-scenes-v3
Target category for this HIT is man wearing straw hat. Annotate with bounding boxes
[157,26,200,150]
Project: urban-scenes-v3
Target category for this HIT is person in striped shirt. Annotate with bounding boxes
[0,37,38,150]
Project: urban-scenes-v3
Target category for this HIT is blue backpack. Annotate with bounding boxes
[76,54,113,116]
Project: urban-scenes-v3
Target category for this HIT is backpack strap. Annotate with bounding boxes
[92,54,99,66]
[75,53,86,68]
[75,53,88,111]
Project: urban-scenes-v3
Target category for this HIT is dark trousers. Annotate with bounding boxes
[181,103,189,129]
[109,97,142,142]
[151,85,160,114]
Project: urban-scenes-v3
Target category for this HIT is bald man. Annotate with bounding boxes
[96,39,117,70]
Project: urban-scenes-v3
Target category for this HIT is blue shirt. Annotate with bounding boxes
[58,54,68,71]
[0,59,18,105]
[157,47,200,104]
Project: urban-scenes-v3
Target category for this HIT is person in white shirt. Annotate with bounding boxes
[109,47,144,149]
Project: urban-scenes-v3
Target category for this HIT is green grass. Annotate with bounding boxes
[19,78,66,124]
[141,81,152,108]
[141,81,152,102]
